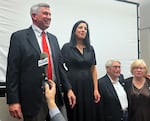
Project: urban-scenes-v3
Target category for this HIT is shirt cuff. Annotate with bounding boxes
[49,107,60,118]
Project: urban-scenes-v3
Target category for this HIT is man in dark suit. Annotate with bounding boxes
[6,3,66,121]
[96,59,128,121]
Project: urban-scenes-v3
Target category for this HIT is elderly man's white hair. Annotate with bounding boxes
[30,3,50,16]
[105,59,121,68]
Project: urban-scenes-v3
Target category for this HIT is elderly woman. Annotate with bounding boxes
[125,59,150,121]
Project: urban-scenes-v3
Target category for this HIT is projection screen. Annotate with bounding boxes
[0,0,139,83]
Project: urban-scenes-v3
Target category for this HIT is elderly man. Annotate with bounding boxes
[96,59,128,121]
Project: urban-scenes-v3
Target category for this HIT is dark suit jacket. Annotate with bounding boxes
[6,27,64,117]
[96,74,127,121]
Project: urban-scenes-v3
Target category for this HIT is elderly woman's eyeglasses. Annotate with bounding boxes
[134,67,145,70]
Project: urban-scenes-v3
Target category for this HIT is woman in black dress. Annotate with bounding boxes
[60,20,100,121]
[125,59,150,121]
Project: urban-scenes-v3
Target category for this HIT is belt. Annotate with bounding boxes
[121,109,128,121]
[121,108,128,113]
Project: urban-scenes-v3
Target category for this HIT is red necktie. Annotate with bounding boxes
[42,31,52,80]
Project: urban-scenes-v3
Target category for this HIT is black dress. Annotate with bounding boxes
[125,77,150,121]
[61,43,96,121]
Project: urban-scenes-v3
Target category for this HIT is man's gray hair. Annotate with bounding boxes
[30,3,50,16]
[105,59,121,68]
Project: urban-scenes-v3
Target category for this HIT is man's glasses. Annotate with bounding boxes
[111,66,121,69]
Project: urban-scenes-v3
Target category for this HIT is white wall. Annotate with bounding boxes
[0,0,138,82]
[140,3,150,28]
[139,2,150,72]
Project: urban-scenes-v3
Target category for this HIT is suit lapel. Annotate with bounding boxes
[119,80,126,89]
[105,75,121,103]
[27,27,41,55]
[47,34,55,62]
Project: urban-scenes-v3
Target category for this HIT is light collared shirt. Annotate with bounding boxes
[107,74,128,110]
[49,107,60,118]
[32,24,56,81]
[49,107,66,121]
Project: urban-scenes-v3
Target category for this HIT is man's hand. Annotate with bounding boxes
[45,80,57,109]
[9,103,23,119]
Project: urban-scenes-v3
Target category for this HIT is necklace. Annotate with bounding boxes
[132,83,144,95]
[132,78,146,95]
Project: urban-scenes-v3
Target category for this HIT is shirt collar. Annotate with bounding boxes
[107,74,119,84]
[32,24,47,37]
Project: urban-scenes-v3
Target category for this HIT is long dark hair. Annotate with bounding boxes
[70,20,91,49]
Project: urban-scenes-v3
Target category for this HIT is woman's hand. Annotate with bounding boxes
[94,89,100,103]
[67,89,76,109]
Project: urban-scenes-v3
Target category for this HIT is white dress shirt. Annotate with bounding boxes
[108,75,128,110]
